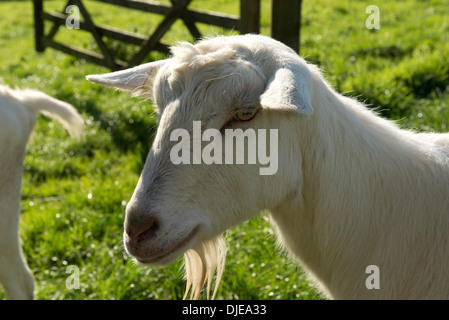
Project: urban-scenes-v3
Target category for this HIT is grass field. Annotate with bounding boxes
[0,0,448,300]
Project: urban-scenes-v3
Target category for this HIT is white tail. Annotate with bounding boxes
[2,86,84,139]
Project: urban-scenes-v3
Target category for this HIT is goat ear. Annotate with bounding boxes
[260,68,313,115]
[86,60,167,96]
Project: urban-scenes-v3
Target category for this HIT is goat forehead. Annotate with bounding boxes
[154,60,264,123]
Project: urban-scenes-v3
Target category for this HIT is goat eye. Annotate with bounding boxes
[236,108,257,121]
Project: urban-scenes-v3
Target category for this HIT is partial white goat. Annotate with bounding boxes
[0,85,83,299]
[88,34,449,299]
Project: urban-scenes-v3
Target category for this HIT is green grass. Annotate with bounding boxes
[0,0,448,300]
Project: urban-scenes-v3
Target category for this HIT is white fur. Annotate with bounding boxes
[0,85,83,299]
[88,34,449,299]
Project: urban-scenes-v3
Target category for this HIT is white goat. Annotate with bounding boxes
[87,34,449,299]
[0,85,83,299]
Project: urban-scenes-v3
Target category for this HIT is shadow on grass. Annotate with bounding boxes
[83,97,157,165]
[351,69,449,120]
[351,45,413,60]
[401,71,449,99]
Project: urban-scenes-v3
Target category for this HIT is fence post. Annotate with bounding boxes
[33,0,45,52]
[270,0,302,52]
[240,0,260,34]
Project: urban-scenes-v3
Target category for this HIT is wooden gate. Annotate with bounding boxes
[33,0,261,70]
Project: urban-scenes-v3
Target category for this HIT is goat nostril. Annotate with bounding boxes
[125,210,160,243]
[136,220,160,242]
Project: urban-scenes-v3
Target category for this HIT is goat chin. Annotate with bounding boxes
[183,235,226,300]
